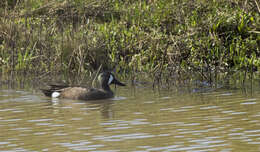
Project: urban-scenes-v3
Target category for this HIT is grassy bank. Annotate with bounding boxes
[0,0,259,86]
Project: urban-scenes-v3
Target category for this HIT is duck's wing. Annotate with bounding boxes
[41,84,70,97]
[49,84,70,90]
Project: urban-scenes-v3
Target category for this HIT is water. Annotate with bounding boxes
[1,83,260,151]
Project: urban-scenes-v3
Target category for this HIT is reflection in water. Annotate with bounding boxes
[1,86,260,151]
[49,98,116,119]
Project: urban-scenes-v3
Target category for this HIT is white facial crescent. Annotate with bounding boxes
[108,74,114,85]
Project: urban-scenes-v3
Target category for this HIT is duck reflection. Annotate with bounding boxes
[47,98,115,120]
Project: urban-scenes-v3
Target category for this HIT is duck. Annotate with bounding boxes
[41,72,126,100]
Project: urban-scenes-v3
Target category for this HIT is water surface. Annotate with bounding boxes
[1,83,260,151]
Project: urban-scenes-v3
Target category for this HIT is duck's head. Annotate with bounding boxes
[98,72,126,87]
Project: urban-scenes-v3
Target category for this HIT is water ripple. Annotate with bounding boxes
[54,141,104,151]
[93,133,155,142]
[27,119,53,122]
[1,86,260,151]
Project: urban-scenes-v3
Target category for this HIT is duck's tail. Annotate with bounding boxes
[40,89,53,97]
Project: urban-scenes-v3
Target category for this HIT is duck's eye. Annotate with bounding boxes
[108,74,114,85]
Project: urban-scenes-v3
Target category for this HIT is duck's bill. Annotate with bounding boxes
[112,78,126,86]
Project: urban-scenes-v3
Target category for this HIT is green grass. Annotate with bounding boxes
[0,0,259,86]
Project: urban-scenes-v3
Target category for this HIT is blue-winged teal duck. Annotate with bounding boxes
[41,72,126,100]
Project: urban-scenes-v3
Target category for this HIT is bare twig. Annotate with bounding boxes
[92,64,102,88]
[255,0,260,13]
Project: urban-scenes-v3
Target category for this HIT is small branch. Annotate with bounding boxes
[255,0,260,14]
[248,30,260,34]
[92,64,102,88]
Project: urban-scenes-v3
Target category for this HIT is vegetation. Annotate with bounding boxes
[0,0,259,86]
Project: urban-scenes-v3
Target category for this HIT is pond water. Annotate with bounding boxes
[1,80,260,152]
